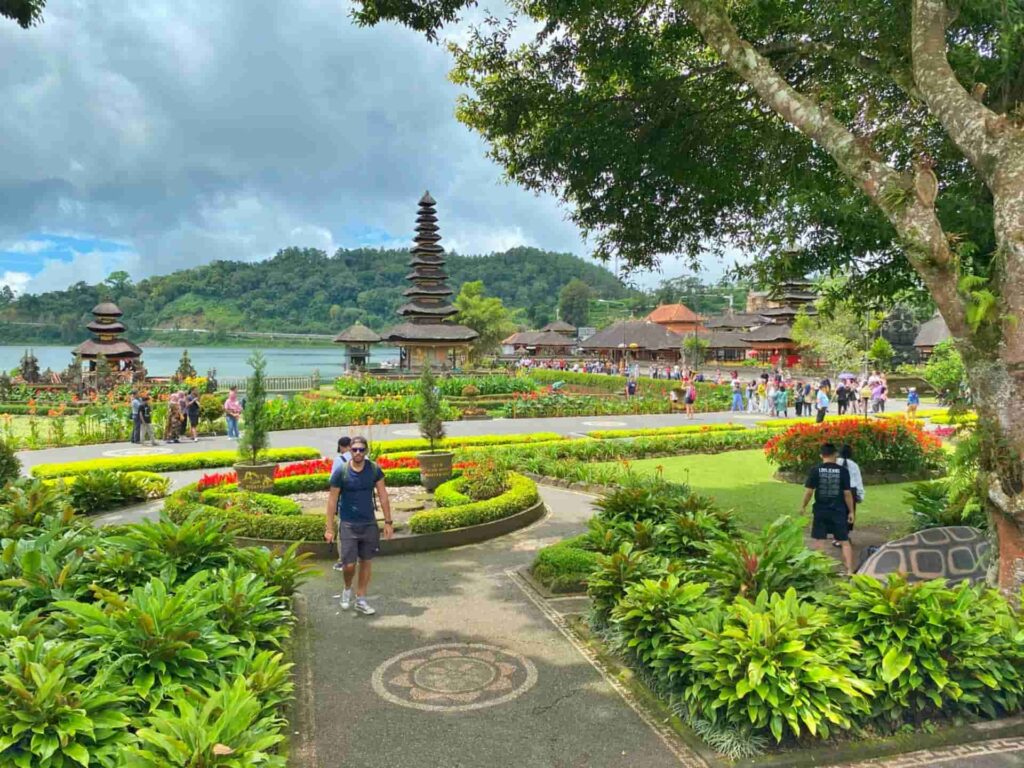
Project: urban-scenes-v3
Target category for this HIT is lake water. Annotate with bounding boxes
[0,345,400,378]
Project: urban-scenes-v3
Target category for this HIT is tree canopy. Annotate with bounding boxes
[1,0,44,28]
[453,280,520,362]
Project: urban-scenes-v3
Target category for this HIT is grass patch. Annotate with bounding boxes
[600,450,916,538]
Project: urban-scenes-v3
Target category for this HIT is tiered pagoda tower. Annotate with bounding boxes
[73,302,143,366]
[383,192,477,370]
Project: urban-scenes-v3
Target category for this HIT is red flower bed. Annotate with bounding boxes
[764,419,945,475]
[196,455,476,490]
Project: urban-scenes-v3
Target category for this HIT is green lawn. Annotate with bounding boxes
[603,449,917,539]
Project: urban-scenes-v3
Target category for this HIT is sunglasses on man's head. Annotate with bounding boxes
[351,447,366,453]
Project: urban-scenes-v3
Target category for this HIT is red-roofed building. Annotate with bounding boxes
[646,303,703,335]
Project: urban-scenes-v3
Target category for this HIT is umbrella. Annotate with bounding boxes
[856,526,989,584]
[838,372,858,380]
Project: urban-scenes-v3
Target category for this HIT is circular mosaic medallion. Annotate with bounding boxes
[390,428,422,437]
[102,446,174,458]
[580,420,627,427]
[372,643,537,712]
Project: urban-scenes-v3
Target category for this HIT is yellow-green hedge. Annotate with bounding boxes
[371,432,563,455]
[930,412,977,425]
[378,438,581,462]
[31,447,321,479]
[586,423,747,439]
[409,473,539,533]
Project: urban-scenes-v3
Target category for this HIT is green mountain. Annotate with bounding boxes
[0,246,631,344]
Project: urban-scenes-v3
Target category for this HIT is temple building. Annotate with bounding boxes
[73,302,143,373]
[333,321,381,371]
[646,303,702,335]
[382,192,477,369]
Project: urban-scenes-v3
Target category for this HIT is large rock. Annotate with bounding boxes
[856,526,990,584]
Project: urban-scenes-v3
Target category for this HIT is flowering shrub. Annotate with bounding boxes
[196,455,472,489]
[764,420,945,475]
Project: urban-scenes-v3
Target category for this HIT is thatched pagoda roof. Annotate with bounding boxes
[333,322,381,344]
[382,322,478,342]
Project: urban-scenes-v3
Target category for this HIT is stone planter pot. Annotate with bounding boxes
[418,451,454,491]
[234,462,278,492]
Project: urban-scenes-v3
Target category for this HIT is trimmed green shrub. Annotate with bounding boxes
[31,447,321,479]
[610,574,711,669]
[675,588,873,742]
[59,470,170,515]
[202,490,303,517]
[434,477,471,508]
[587,423,747,439]
[531,535,600,593]
[372,431,562,455]
[334,373,535,397]
[408,473,539,533]
[833,574,1024,723]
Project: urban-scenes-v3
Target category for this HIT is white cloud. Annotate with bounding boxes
[0,271,31,294]
[24,250,142,294]
[4,239,57,254]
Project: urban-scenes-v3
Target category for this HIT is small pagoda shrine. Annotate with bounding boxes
[333,321,381,371]
[382,192,477,370]
[72,302,143,385]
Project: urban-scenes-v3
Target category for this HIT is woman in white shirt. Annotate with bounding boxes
[836,444,865,549]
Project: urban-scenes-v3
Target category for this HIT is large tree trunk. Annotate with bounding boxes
[911,0,1024,592]
[684,0,1024,591]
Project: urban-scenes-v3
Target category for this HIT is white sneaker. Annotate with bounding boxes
[340,589,353,610]
[354,598,376,616]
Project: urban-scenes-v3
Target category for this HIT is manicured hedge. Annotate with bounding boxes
[168,467,463,541]
[531,534,600,593]
[201,490,304,516]
[31,447,322,479]
[433,476,471,508]
[930,411,977,425]
[408,473,539,533]
[377,438,579,462]
[586,423,747,439]
[764,419,946,475]
[371,432,562,455]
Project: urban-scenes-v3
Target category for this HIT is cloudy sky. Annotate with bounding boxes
[0,0,719,296]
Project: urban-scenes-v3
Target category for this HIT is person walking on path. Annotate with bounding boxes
[683,379,697,419]
[331,436,353,474]
[130,391,141,444]
[835,443,864,550]
[774,384,789,418]
[185,388,201,442]
[138,395,157,447]
[836,381,849,416]
[224,387,242,439]
[324,436,394,616]
[164,393,183,443]
[800,442,856,572]
[815,385,830,423]
[906,387,920,418]
[730,375,744,412]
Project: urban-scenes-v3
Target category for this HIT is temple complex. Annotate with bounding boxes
[382,192,477,370]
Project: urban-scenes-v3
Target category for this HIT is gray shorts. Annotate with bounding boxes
[338,522,380,565]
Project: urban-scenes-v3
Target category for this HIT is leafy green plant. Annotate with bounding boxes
[653,508,733,560]
[0,479,75,539]
[0,636,133,768]
[231,649,294,717]
[231,543,313,597]
[700,516,836,600]
[102,513,236,584]
[834,574,1024,723]
[0,528,94,613]
[610,574,711,669]
[239,352,270,465]
[460,456,508,501]
[677,588,872,742]
[0,437,20,487]
[417,366,446,452]
[203,565,291,648]
[587,543,666,623]
[594,475,698,526]
[128,676,286,767]
[55,576,236,704]
[202,491,303,517]
[905,480,987,531]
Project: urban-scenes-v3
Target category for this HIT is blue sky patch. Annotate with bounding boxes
[0,233,132,275]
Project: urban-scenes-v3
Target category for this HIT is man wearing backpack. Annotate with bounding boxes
[324,436,393,616]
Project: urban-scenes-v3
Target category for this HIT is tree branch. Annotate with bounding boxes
[679,0,968,339]
[910,0,1014,184]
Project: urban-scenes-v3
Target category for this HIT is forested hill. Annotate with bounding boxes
[0,246,630,343]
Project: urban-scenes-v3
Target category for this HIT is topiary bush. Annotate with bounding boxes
[31,447,321,479]
[764,419,945,476]
[407,473,539,533]
[531,534,601,593]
